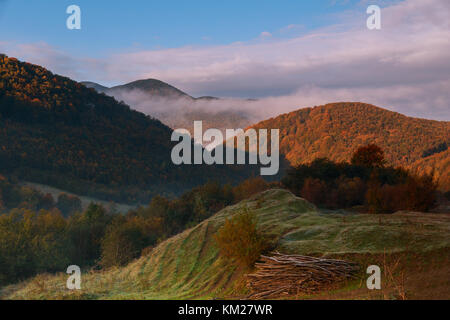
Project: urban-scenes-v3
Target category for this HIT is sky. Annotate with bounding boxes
[0,0,449,120]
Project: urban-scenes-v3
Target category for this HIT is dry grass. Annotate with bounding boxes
[1,189,449,300]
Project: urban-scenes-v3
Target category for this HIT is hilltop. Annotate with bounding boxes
[3,189,449,300]
[86,79,194,100]
[249,102,449,190]
[82,79,222,101]
[82,79,251,135]
[0,55,254,203]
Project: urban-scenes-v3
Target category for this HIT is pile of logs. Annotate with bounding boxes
[246,252,360,299]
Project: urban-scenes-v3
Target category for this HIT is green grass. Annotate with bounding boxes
[2,189,449,300]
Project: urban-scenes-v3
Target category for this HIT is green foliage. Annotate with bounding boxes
[0,175,57,212]
[0,177,275,282]
[0,209,69,285]
[66,203,112,266]
[56,193,82,217]
[100,215,163,267]
[3,189,450,300]
[214,208,269,268]
[135,181,235,235]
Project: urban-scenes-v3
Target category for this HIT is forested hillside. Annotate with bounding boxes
[249,102,449,189]
[0,55,253,203]
[411,148,450,192]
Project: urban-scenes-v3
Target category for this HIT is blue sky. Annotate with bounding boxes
[0,0,366,56]
[0,0,449,120]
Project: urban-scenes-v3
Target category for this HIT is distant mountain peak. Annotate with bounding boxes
[107,78,194,100]
[81,81,109,93]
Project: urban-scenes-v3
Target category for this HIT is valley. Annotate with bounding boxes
[0,55,449,301]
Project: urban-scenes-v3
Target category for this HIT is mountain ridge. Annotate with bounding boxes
[81,79,219,101]
[0,55,254,203]
[249,102,449,165]
[247,102,450,190]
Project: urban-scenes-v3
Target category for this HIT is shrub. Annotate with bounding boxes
[333,176,366,208]
[351,144,386,168]
[445,191,450,201]
[300,178,329,205]
[67,203,111,266]
[100,215,163,268]
[403,172,437,211]
[366,172,437,213]
[214,208,268,268]
[232,177,270,202]
[57,193,82,217]
[366,183,401,213]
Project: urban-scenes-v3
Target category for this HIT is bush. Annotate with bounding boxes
[300,178,329,205]
[57,193,82,217]
[445,191,450,201]
[214,208,269,268]
[402,172,437,211]
[366,172,437,213]
[333,176,366,208]
[232,177,270,202]
[351,144,386,168]
[67,203,111,266]
[100,215,163,267]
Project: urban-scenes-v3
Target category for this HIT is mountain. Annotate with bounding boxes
[3,189,449,299]
[82,79,252,135]
[82,79,203,101]
[107,78,194,100]
[248,102,449,189]
[80,81,109,93]
[0,55,254,203]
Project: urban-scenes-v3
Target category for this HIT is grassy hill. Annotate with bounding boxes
[3,189,449,300]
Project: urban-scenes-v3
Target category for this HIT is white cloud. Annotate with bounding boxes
[259,31,272,38]
[1,0,449,120]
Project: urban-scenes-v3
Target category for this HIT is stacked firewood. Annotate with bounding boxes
[246,252,360,299]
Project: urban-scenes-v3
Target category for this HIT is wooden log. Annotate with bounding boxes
[246,251,360,299]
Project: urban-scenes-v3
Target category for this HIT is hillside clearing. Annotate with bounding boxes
[2,189,449,300]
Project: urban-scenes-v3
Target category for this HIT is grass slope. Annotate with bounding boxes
[2,189,449,300]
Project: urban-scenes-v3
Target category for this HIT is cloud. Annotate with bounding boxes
[259,31,272,38]
[1,0,449,120]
